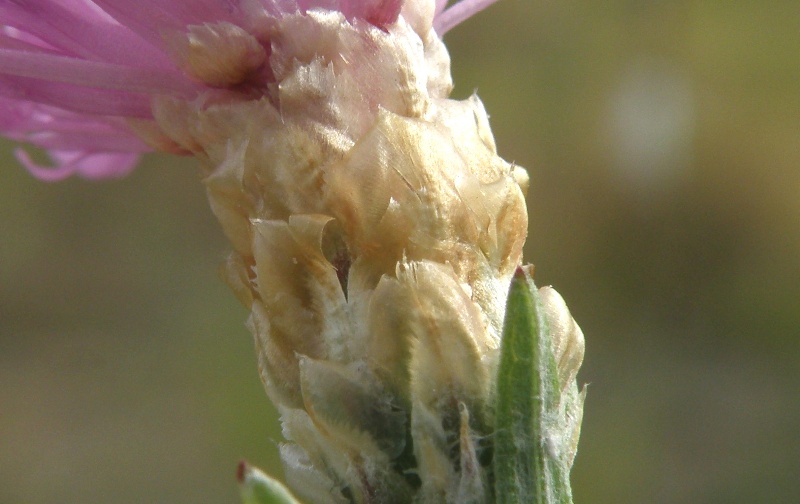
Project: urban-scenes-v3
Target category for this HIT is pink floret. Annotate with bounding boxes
[434,0,501,35]
[0,96,150,180]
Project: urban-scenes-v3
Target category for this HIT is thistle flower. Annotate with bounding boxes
[2,1,585,503]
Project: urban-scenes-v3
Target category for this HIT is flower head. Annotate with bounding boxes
[0,0,499,180]
[2,1,586,502]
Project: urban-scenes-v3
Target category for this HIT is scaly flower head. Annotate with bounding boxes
[2,2,585,503]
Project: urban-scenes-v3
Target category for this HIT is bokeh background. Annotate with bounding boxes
[2,1,799,502]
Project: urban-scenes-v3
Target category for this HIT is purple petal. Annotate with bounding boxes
[0,75,155,117]
[0,30,55,53]
[6,119,151,152]
[0,94,150,181]
[433,0,501,35]
[0,49,195,95]
[0,2,175,68]
[15,148,142,181]
[89,0,242,50]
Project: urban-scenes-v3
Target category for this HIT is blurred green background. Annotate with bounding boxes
[2,1,799,502]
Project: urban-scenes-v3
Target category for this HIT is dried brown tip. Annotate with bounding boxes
[237,459,248,484]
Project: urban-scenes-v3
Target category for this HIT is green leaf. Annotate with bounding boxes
[238,461,302,504]
[494,266,573,504]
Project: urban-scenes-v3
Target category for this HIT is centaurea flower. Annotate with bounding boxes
[2,1,585,502]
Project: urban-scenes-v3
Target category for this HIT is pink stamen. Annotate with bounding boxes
[433,0,501,35]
